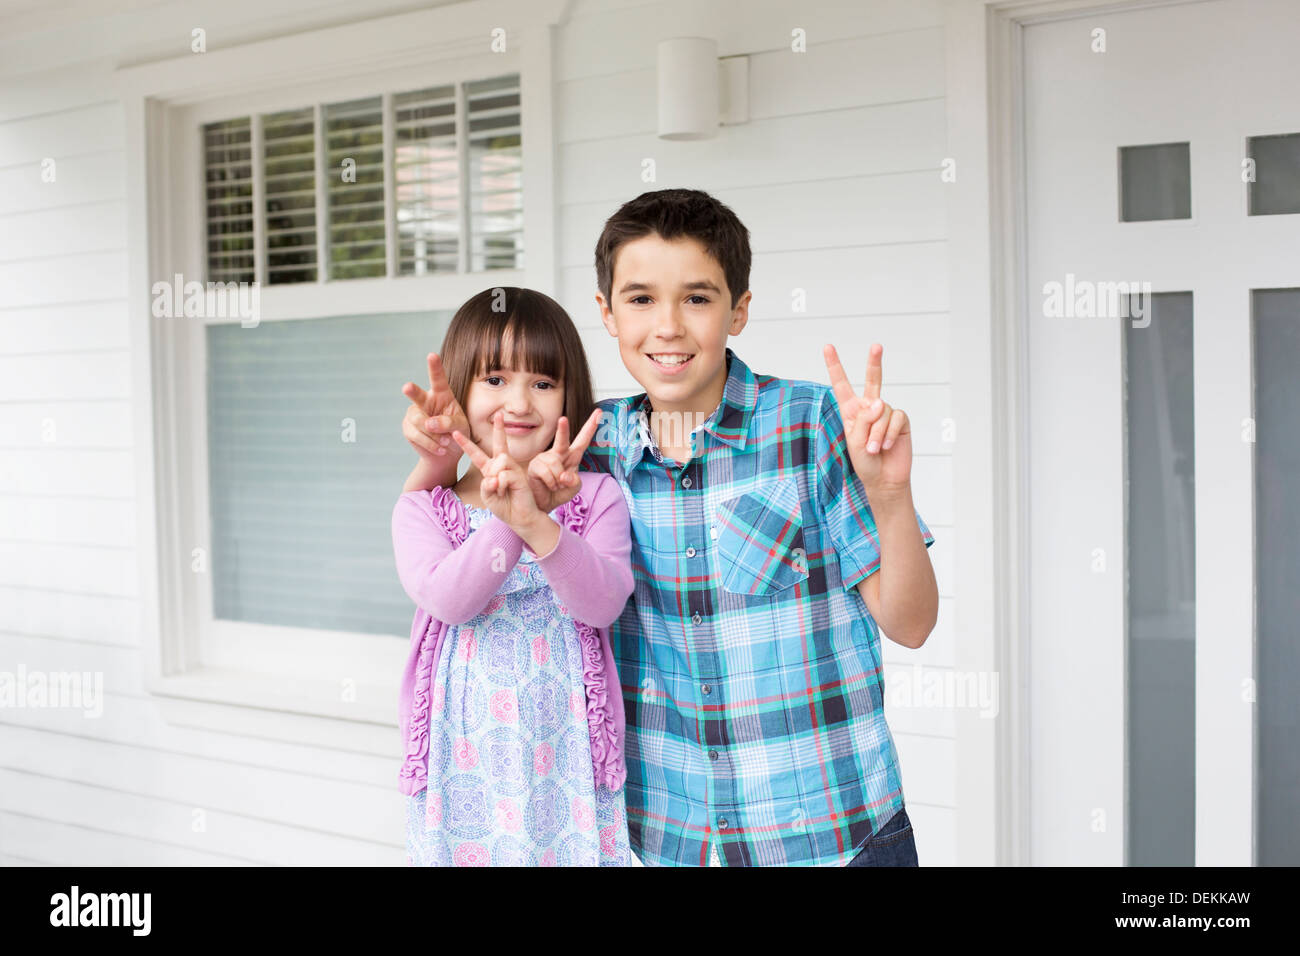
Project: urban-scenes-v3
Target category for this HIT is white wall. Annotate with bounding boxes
[0,0,957,865]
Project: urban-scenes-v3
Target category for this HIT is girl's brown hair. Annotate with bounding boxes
[440,287,595,441]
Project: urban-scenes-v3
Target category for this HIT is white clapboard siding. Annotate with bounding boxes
[0,814,250,867]
[555,0,943,83]
[0,0,958,867]
[0,587,141,646]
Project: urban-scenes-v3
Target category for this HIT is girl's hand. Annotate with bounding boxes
[401,353,471,467]
[452,411,542,532]
[823,343,914,501]
[526,408,603,512]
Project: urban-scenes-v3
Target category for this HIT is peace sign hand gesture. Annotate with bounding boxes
[526,408,603,513]
[401,353,471,468]
[451,411,543,532]
[823,343,913,501]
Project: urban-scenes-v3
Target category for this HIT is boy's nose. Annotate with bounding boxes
[654,305,686,336]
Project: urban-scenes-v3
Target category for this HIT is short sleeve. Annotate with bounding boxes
[812,388,936,592]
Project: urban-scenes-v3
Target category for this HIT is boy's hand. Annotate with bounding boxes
[823,343,913,500]
[526,408,603,512]
[452,411,542,532]
[401,353,470,467]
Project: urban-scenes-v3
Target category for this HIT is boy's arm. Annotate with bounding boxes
[521,475,634,628]
[813,390,937,649]
[853,484,938,649]
[392,491,523,624]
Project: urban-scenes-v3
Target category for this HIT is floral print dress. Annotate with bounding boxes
[405,502,633,866]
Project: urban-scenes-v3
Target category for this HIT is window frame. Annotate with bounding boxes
[118,0,564,736]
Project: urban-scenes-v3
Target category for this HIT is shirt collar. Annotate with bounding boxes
[619,347,757,468]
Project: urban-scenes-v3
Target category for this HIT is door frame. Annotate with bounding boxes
[943,0,1203,865]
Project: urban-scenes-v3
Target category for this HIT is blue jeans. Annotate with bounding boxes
[845,807,918,867]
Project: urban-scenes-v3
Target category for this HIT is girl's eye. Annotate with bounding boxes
[485,375,504,386]
[535,380,555,390]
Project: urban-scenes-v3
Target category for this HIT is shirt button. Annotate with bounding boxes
[686,546,696,557]
[691,612,702,626]
[682,475,692,488]
[709,526,717,539]
[708,749,718,761]
[718,818,729,830]
[701,683,711,695]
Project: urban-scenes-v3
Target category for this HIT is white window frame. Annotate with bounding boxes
[117,0,565,738]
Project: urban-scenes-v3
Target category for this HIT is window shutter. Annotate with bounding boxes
[393,84,459,276]
[325,96,387,279]
[203,118,254,284]
[262,107,318,284]
[200,73,524,287]
[466,74,524,271]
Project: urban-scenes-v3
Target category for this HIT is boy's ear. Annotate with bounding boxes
[596,292,619,337]
[728,289,753,335]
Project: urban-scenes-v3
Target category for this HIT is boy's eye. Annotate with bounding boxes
[629,295,651,305]
[688,295,709,305]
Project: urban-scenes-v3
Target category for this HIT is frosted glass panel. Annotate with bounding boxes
[1119,143,1191,222]
[207,311,452,635]
[1124,291,1195,866]
[1248,133,1300,216]
[1253,288,1300,865]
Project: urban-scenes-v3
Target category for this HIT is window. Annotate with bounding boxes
[202,74,524,286]
[120,1,563,728]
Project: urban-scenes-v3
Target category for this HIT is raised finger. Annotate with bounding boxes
[823,344,860,408]
[426,353,454,409]
[491,410,506,458]
[864,343,883,403]
[564,408,603,467]
[550,416,571,458]
[451,429,491,471]
[403,381,430,407]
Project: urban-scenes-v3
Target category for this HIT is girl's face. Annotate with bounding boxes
[462,358,564,466]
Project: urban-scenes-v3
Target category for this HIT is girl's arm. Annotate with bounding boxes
[403,454,457,494]
[521,475,634,628]
[391,491,523,624]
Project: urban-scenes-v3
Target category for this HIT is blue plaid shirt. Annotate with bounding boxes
[581,348,936,866]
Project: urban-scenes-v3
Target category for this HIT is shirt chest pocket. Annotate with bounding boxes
[712,477,810,596]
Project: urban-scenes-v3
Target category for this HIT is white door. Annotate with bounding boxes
[1024,0,1300,866]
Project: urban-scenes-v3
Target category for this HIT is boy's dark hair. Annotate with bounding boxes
[440,287,595,439]
[594,188,751,310]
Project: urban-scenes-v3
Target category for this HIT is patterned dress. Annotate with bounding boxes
[405,502,633,867]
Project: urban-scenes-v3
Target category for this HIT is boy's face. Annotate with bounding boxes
[596,232,750,418]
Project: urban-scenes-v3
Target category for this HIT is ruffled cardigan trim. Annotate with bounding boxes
[398,486,627,796]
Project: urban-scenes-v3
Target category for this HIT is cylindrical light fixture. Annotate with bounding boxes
[657,37,718,140]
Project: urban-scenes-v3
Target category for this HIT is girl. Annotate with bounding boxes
[391,287,635,867]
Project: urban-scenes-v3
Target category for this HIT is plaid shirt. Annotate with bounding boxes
[581,348,936,866]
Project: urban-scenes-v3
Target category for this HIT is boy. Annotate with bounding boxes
[401,188,938,866]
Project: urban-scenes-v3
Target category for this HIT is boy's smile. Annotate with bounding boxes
[596,233,750,448]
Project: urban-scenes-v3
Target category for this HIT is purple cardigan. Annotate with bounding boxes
[391,471,634,797]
